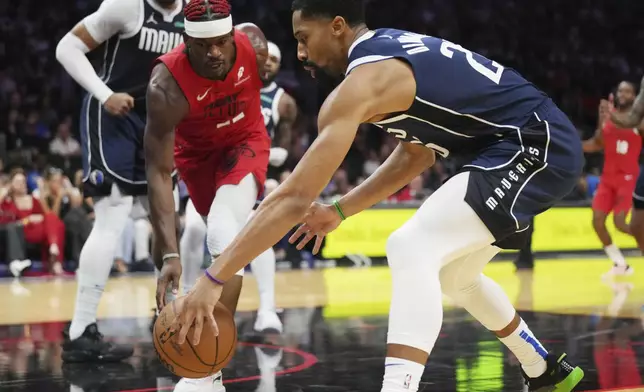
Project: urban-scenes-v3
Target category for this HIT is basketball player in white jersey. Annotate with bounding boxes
[55,0,184,362]
[179,42,296,335]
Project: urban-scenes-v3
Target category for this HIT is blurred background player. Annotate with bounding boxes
[179,40,297,335]
[611,76,644,261]
[55,0,184,362]
[145,0,270,390]
[583,82,641,276]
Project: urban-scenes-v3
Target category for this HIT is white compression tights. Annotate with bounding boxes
[179,174,259,292]
[382,172,531,391]
[181,177,277,314]
[69,185,137,340]
[180,199,208,294]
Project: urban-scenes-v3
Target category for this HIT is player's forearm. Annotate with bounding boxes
[56,33,113,104]
[208,190,310,281]
[146,166,178,256]
[339,144,435,218]
[582,137,601,153]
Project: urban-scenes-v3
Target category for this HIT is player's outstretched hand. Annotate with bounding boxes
[289,202,342,255]
[156,257,182,311]
[171,276,222,345]
[104,92,135,116]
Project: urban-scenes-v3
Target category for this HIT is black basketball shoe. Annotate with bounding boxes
[62,323,133,363]
[522,352,584,391]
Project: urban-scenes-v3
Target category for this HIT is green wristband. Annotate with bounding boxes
[333,200,347,221]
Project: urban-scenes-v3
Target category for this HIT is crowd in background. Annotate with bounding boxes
[1,0,644,270]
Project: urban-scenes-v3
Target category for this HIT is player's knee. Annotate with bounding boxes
[184,218,207,242]
[386,222,438,273]
[592,212,607,228]
[439,267,482,300]
[630,212,644,234]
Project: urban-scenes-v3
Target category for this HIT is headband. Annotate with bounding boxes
[267,41,282,62]
[184,15,233,38]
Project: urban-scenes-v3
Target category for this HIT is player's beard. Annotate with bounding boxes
[616,99,634,111]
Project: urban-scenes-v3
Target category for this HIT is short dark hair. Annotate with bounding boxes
[291,0,365,27]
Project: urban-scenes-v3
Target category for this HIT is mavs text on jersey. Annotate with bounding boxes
[80,0,185,196]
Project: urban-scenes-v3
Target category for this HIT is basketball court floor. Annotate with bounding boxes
[0,257,642,391]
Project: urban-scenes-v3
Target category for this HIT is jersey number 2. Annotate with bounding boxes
[440,41,505,84]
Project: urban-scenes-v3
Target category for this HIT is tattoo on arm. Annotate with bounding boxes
[237,23,268,72]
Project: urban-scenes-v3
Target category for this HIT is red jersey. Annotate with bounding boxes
[601,119,641,178]
[157,29,268,163]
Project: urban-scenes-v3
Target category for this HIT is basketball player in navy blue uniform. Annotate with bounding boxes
[55,0,184,362]
[611,76,644,259]
[261,42,297,157]
[175,1,586,391]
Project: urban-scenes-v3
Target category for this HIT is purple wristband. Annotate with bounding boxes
[204,269,225,286]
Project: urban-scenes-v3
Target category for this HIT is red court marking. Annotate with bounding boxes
[584,388,644,392]
[117,342,318,392]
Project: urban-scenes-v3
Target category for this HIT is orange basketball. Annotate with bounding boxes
[153,296,237,378]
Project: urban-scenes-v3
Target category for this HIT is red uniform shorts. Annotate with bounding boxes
[592,174,637,215]
[175,131,270,216]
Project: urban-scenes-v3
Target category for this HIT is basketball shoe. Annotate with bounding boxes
[61,323,133,363]
[254,311,283,334]
[174,372,225,392]
[522,353,584,391]
[603,264,634,279]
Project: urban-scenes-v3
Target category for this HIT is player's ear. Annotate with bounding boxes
[183,33,191,49]
[331,16,347,37]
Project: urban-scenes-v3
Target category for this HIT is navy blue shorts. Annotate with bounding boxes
[461,101,584,249]
[633,165,644,210]
[80,95,147,197]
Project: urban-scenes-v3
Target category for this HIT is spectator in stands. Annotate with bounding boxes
[49,116,80,157]
[0,174,32,276]
[0,170,65,276]
[38,168,91,263]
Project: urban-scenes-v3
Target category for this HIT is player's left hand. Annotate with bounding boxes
[171,276,223,345]
[289,202,342,254]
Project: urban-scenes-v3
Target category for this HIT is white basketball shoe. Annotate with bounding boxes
[173,372,225,392]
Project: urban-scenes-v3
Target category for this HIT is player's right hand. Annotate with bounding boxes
[289,202,342,255]
[156,257,182,310]
[103,93,134,116]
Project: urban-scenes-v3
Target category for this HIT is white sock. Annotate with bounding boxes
[381,357,424,392]
[499,319,547,378]
[69,196,133,340]
[604,244,626,266]
[251,247,277,313]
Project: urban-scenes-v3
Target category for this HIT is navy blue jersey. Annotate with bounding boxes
[95,0,184,116]
[260,82,285,140]
[347,29,550,158]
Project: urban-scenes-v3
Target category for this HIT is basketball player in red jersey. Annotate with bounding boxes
[583,82,641,277]
[144,0,269,390]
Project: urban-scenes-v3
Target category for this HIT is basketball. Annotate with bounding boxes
[153,296,238,378]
